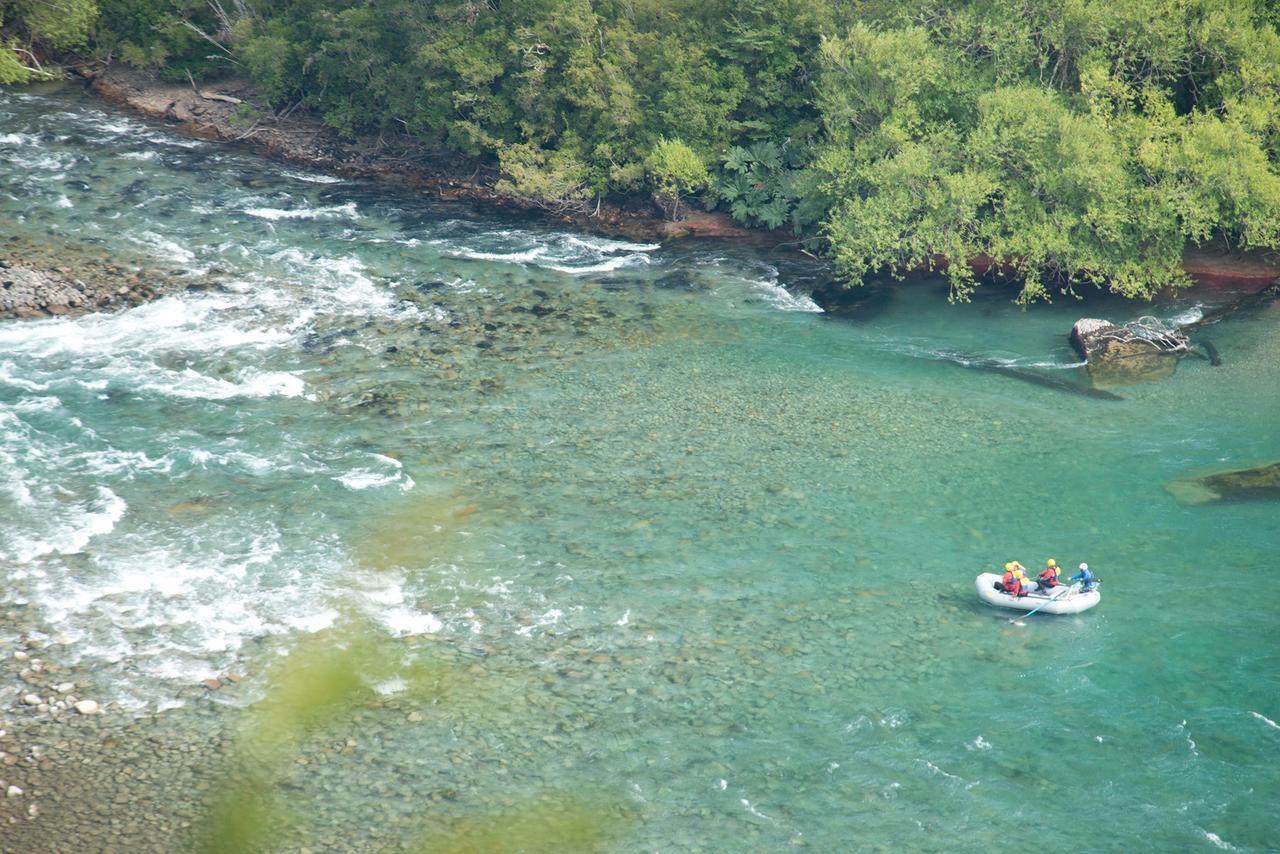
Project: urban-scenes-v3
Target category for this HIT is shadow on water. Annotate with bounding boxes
[808,279,894,322]
[931,349,1124,400]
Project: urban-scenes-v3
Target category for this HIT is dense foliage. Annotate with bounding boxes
[6,0,1280,299]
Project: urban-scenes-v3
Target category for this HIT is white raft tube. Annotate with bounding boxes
[975,572,1100,615]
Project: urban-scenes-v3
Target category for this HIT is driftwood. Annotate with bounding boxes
[186,70,244,105]
[1070,317,1189,386]
[200,91,243,105]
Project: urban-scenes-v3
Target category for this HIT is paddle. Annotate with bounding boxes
[1008,583,1077,623]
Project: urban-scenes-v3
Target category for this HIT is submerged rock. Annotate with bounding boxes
[1070,317,1189,386]
[1166,461,1280,505]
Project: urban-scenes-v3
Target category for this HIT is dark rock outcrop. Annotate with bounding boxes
[1070,317,1189,386]
[1166,461,1280,504]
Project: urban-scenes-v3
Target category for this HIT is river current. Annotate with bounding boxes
[2,84,1278,851]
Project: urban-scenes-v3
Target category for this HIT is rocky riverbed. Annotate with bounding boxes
[3,79,1278,852]
[0,607,222,850]
[0,235,189,320]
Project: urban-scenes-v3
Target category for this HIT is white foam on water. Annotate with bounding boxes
[336,469,397,490]
[515,607,563,637]
[1169,305,1205,326]
[279,168,345,184]
[55,195,73,208]
[0,132,36,145]
[87,116,141,136]
[146,133,205,149]
[1200,829,1237,850]
[135,367,305,400]
[544,254,650,274]
[564,235,661,253]
[138,654,222,683]
[353,579,444,636]
[917,758,978,789]
[374,676,408,696]
[438,229,659,275]
[746,277,823,313]
[378,606,444,636]
[76,448,173,478]
[265,249,407,315]
[448,246,548,264]
[0,360,52,392]
[118,150,159,161]
[6,521,360,702]
[245,202,359,220]
[0,294,294,359]
[334,454,405,490]
[128,230,196,264]
[1249,710,1280,730]
[1175,719,1199,756]
[283,609,340,633]
[739,799,778,824]
[13,395,62,413]
[967,735,992,750]
[878,712,909,728]
[5,150,72,172]
[10,485,126,563]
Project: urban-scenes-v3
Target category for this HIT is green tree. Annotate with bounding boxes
[645,137,710,220]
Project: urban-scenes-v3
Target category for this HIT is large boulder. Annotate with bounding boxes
[1070,317,1189,387]
[1165,461,1280,505]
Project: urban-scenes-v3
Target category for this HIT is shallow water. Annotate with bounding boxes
[2,84,1278,850]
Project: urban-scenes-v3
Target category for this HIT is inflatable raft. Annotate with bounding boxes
[975,573,1100,615]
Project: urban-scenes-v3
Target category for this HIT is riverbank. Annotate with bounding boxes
[81,65,1280,299]
[83,66,770,247]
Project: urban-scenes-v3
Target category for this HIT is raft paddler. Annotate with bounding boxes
[999,562,1029,597]
[1036,559,1061,591]
[1070,563,1099,591]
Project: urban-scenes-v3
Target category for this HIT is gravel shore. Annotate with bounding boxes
[0,236,172,320]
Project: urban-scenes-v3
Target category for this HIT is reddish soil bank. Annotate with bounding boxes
[1182,246,1280,292]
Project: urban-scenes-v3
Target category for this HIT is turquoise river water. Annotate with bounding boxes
[2,85,1278,851]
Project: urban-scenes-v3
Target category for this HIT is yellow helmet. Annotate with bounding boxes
[1004,562,1014,571]
[1047,559,1056,567]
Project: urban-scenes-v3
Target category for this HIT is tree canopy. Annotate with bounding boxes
[6,0,1280,300]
